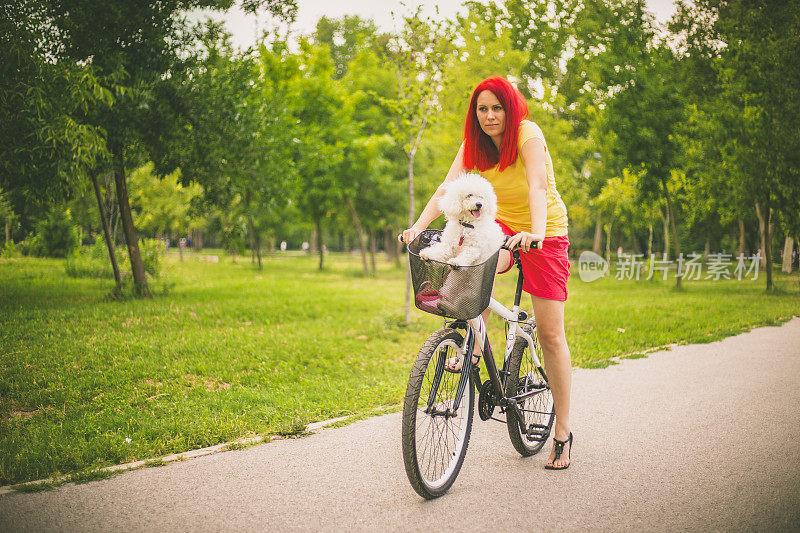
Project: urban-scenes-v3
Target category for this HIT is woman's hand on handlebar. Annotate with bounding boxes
[400,227,423,245]
[503,231,543,252]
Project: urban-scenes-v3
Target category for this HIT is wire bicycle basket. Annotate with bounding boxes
[407,229,500,320]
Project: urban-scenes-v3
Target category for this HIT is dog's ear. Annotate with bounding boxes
[437,185,458,216]
[436,193,448,214]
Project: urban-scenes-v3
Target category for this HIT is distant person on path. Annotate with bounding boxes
[402,76,573,469]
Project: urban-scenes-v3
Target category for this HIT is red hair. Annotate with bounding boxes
[463,77,529,172]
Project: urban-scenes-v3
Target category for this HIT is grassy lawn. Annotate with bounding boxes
[1,251,798,485]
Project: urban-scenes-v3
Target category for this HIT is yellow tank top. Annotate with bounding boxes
[480,120,568,237]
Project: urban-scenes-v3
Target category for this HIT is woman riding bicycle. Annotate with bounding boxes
[401,76,573,470]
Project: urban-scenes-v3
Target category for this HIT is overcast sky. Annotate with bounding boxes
[192,0,679,51]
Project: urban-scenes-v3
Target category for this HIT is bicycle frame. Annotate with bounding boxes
[434,250,548,427]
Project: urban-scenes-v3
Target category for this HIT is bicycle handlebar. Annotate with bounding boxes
[398,233,540,250]
[501,235,542,251]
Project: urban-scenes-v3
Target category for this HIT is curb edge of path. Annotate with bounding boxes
[0,415,351,497]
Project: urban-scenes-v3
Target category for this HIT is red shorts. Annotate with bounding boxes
[497,220,570,301]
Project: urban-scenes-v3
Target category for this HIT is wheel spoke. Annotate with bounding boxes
[505,325,555,455]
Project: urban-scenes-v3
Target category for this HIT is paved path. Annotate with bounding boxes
[2,319,800,532]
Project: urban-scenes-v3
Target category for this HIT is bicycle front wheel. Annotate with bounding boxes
[505,322,555,456]
[401,327,474,499]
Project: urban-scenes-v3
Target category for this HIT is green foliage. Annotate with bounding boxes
[64,240,125,279]
[0,1,112,220]
[137,238,162,278]
[128,162,202,238]
[1,241,19,258]
[64,237,161,279]
[32,208,80,258]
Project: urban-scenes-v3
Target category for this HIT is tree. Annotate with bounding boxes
[0,0,111,230]
[44,0,297,294]
[290,40,349,270]
[671,0,800,290]
[313,15,378,80]
[566,0,686,285]
[332,24,407,274]
[156,23,298,269]
[128,163,203,249]
[378,6,454,321]
[592,170,638,264]
[0,188,16,246]
[503,0,580,95]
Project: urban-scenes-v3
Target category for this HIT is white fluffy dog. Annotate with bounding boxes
[420,173,505,267]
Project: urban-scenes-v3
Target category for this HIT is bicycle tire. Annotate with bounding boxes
[401,327,474,499]
[505,322,554,456]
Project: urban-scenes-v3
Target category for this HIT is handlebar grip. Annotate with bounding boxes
[501,236,542,251]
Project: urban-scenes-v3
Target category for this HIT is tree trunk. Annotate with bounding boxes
[256,232,262,269]
[765,207,773,290]
[90,168,122,287]
[111,209,120,246]
[246,216,261,270]
[755,202,766,268]
[782,235,793,273]
[102,172,120,246]
[604,222,613,265]
[369,230,377,275]
[192,228,203,251]
[385,228,399,262]
[316,217,324,270]
[738,218,746,257]
[647,222,653,259]
[405,152,416,323]
[703,238,710,261]
[592,216,603,255]
[111,144,150,297]
[310,227,317,254]
[661,178,681,289]
[345,195,369,275]
[4,219,9,244]
[632,232,641,254]
[662,209,670,260]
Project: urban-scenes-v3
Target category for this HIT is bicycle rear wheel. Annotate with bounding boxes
[505,322,554,456]
[401,327,474,499]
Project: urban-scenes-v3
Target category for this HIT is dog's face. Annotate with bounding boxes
[438,173,498,222]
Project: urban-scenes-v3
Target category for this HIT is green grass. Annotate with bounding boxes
[1,251,798,485]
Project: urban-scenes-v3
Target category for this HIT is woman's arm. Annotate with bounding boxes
[504,137,548,252]
[401,143,466,244]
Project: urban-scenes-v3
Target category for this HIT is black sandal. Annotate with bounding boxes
[545,432,572,470]
[444,353,481,373]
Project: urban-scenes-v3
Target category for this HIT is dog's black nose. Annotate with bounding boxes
[475,202,482,209]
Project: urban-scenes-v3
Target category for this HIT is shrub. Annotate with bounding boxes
[0,241,19,257]
[138,238,162,277]
[33,209,80,258]
[64,238,162,279]
[18,234,43,257]
[64,240,126,278]
[65,250,109,278]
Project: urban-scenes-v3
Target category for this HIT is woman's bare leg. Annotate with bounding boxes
[531,295,572,468]
[475,250,512,354]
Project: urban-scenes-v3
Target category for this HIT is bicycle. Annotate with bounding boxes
[400,229,555,499]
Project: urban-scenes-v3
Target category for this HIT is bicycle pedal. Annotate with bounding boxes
[526,425,549,440]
